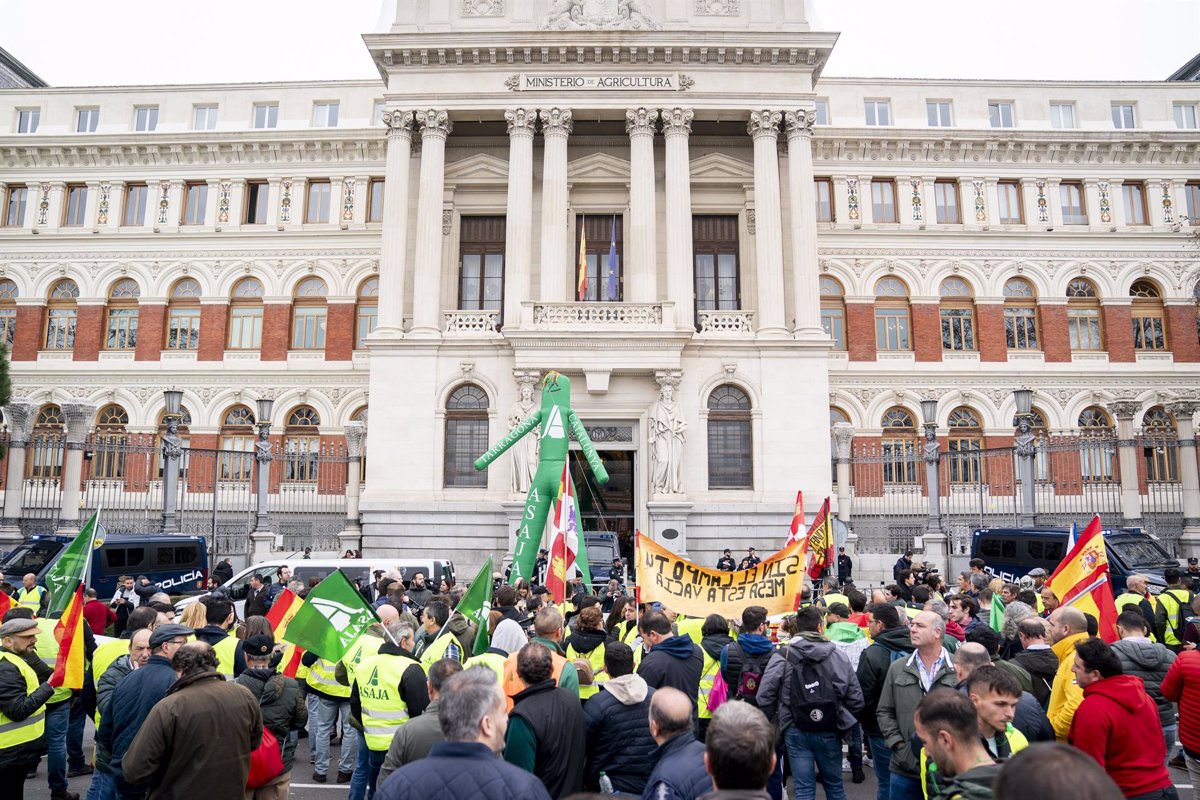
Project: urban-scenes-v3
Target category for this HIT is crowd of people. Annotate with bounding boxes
[3,551,1200,800]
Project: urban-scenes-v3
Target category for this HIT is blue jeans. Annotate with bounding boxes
[46,700,70,791]
[889,770,923,800]
[1164,724,1178,766]
[366,749,387,797]
[785,727,847,800]
[349,729,371,800]
[867,735,892,800]
[86,767,117,800]
[314,697,356,777]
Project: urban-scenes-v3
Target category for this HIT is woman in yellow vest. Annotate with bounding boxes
[697,614,734,738]
[564,607,608,699]
[465,618,528,684]
[0,618,55,794]
[605,597,641,650]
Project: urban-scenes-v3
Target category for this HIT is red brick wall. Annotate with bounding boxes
[261,304,290,361]
[1103,305,1135,363]
[198,303,227,362]
[988,435,1016,496]
[911,304,942,362]
[1040,304,1072,363]
[1167,305,1200,363]
[12,304,43,361]
[134,304,166,362]
[846,303,876,362]
[72,305,104,362]
[976,304,1007,362]
[324,303,355,362]
[184,434,219,493]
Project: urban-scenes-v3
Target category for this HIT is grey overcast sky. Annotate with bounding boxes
[3,0,1197,86]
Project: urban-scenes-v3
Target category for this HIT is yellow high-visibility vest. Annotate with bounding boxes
[565,640,607,700]
[211,634,238,679]
[16,586,45,614]
[698,651,719,720]
[34,619,72,705]
[419,634,460,674]
[340,633,385,688]
[307,657,351,699]
[355,653,413,751]
[0,652,46,750]
[464,652,506,686]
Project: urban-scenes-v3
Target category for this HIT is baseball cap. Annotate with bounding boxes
[148,624,194,648]
[244,634,275,658]
[0,618,38,637]
[1027,568,1048,577]
[651,601,664,612]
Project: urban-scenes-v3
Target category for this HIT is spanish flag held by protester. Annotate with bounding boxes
[1046,514,1119,643]
[51,584,87,690]
[266,587,307,678]
[805,497,834,581]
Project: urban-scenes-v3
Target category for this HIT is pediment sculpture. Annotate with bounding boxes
[543,0,660,30]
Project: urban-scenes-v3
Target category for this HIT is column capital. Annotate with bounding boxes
[60,401,96,446]
[538,107,573,137]
[415,109,452,139]
[1167,400,1199,422]
[382,109,414,140]
[748,109,782,140]
[626,107,659,138]
[784,109,817,141]
[660,107,694,137]
[505,108,538,137]
[344,420,367,459]
[832,422,855,462]
[1107,398,1142,421]
[3,400,36,446]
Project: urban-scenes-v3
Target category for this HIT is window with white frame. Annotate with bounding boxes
[926,101,952,127]
[4,186,28,227]
[252,103,278,129]
[1050,103,1075,129]
[123,183,148,226]
[814,99,829,125]
[134,106,158,132]
[1175,103,1198,130]
[193,105,218,130]
[1111,104,1136,129]
[312,102,339,128]
[373,101,387,125]
[16,108,39,134]
[988,101,1014,128]
[75,107,99,133]
[864,100,891,126]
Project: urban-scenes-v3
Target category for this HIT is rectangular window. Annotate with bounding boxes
[458,216,506,311]
[575,214,624,302]
[0,309,15,347]
[373,101,387,125]
[244,181,268,224]
[871,180,897,223]
[1111,104,1136,129]
[75,107,99,133]
[815,178,834,222]
[1068,309,1102,351]
[4,187,27,227]
[444,419,488,488]
[182,182,207,225]
[367,179,384,223]
[1132,311,1167,351]
[356,304,377,348]
[1175,103,1199,130]
[882,438,917,484]
[16,109,39,134]
[998,181,1023,224]
[1187,183,1200,225]
[220,436,254,481]
[934,181,960,224]
[940,308,975,350]
[312,102,339,128]
[305,181,331,223]
[193,105,218,130]
[1005,307,1039,349]
[814,99,829,125]
[926,101,952,127]
[63,185,87,226]
[45,308,76,350]
[988,102,1014,128]
[864,100,891,126]
[284,437,320,482]
[291,306,327,349]
[1050,103,1075,129]
[228,307,263,349]
[1121,183,1147,225]
[821,309,845,350]
[134,106,158,132]
[105,308,138,350]
[1060,182,1086,225]
[693,215,741,312]
[123,183,148,226]
[165,308,200,350]
[252,103,278,129]
[875,307,910,350]
[948,438,983,484]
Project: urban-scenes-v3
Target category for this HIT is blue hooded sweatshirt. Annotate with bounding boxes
[635,633,704,713]
[719,633,776,693]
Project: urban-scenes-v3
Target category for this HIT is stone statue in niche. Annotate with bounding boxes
[543,0,658,29]
[649,378,687,495]
[923,426,940,464]
[161,417,182,461]
[509,377,540,493]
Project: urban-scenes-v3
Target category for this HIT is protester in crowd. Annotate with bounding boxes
[642,686,711,800]
[405,572,434,609]
[1046,607,1089,740]
[924,600,962,655]
[505,643,585,798]
[303,643,356,784]
[913,689,1001,800]
[954,643,1051,744]
[0,618,56,800]
[757,605,864,798]
[212,558,234,586]
[824,602,869,784]
[1115,574,1161,638]
[847,590,870,629]
[1161,636,1200,800]
[999,600,1036,658]
[266,565,292,608]
[877,611,958,800]
[739,548,761,571]
[1040,587,1059,619]
[600,579,624,614]
[702,701,776,800]
[960,662,1030,761]
[696,615,733,739]
[244,574,270,618]
[637,611,704,719]
[1010,617,1057,708]
[1157,567,1194,654]
[964,626,1033,697]
[855,602,912,800]
[718,606,776,708]
[581,641,657,794]
[564,607,608,701]
[377,658,461,783]
[445,586,477,657]
[235,633,307,800]
[109,576,140,638]
[715,549,737,572]
[503,607,579,707]
[91,628,151,800]
[1068,637,1177,800]
[949,596,984,639]
[192,594,244,678]
[413,600,463,667]
[1110,609,1177,766]
[993,742,1124,800]
[893,551,913,582]
[605,596,637,643]
[81,588,117,637]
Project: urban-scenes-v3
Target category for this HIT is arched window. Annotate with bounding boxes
[228,277,264,350]
[1003,277,1039,350]
[939,277,976,351]
[444,386,489,488]
[156,406,191,479]
[947,406,983,484]
[92,404,129,479]
[1141,406,1178,482]
[874,276,911,351]
[1066,277,1103,351]
[104,278,140,351]
[1079,406,1114,482]
[820,276,846,350]
[284,406,321,482]
[291,277,327,350]
[356,277,378,349]
[830,406,850,483]
[1130,279,1167,351]
[707,385,753,489]
[881,406,917,484]
[30,404,65,479]
[165,277,201,351]
[45,279,79,351]
[0,279,18,347]
[219,405,256,481]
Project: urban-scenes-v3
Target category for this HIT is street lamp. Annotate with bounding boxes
[163,388,183,419]
[1013,387,1037,526]
[920,398,938,427]
[160,388,184,534]
[253,396,275,538]
[1013,387,1033,417]
[255,397,275,427]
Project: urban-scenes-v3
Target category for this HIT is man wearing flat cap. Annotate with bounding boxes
[0,618,56,799]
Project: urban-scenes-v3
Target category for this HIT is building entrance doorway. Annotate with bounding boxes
[569,449,635,568]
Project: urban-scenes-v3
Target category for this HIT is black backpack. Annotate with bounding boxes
[784,647,840,732]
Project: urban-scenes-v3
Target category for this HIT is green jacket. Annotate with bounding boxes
[877,650,958,778]
[826,622,865,643]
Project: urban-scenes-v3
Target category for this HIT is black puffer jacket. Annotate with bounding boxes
[855,625,913,737]
[1111,637,1177,726]
[95,655,135,769]
[0,648,54,770]
[700,633,734,665]
[1010,646,1060,708]
[581,674,656,794]
[234,667,308,774]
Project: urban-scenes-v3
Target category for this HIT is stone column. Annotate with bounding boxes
[627,108,659,303]
[662,108,695,330]
[160,415,183,534]
[538,108,573,304]
[252,422,274,557]
[1014,412,1038,527]
[832,421,855,525]
[749,110,788,336]
[503,109,537,328]
[375,110,415,336]
[0,400,35,547]
[1169,400,1200,556]
[1109,398,1143,523]
[922,418,948,575]
[58,401,96,529]
[340,421,366,552]
[409,110,452,336]
[785,108,823,336]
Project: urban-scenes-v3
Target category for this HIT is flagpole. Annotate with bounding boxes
[81,504,101,593]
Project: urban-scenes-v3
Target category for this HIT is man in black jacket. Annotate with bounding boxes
[1010,617,1058,708]
[0,619,57,800]
[505,643,585,798]
[235,634,308,797]
[642,687,711,800]
[855,603,913,796]
[582,642,656,794]
[637,611,703,720]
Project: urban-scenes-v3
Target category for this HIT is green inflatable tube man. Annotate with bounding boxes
[474,371,610,585]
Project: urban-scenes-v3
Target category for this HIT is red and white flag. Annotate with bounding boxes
[787,490,806,543]
[545,462,580,605]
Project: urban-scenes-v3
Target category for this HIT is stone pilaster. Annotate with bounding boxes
[626,108,659,304]
[748,110,787,336]
[375,109,414,336]
[503,109,536,328]
[538,108,573,303]
[785,108,823,337]
[409,109,452,336]
[661,108,695,330]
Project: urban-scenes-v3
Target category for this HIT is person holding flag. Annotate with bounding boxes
[804,498,835,584]
[0,618,57,800]
[234,633,308,800]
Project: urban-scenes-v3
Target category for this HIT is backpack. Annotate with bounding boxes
[730,642,774,705]
[784,647,840,732]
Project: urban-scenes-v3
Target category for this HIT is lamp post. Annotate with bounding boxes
[160,389,184,534]
[252,398,275,546]
[1013,388,1037,526]
[919,398,949,574]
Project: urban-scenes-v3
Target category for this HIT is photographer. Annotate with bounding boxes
[110,575,138,637]
[600,579,625,614]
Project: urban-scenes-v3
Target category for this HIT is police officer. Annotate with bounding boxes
[14,575,48,618]
[0,618,57,799]
[1186,558,1200,594]
[738,548,761,570]
[715,550,737,572]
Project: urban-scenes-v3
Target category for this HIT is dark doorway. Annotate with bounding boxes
[569,449,635,568]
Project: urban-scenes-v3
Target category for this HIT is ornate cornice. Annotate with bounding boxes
[1107,399,1142,420]
[343,420,367,459]
[60,401,96,445]
[3,400,36,445]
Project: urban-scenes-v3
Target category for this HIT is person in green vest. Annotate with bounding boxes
[825,603,866,644]
[191,595,243,678]
[415,601,463,670]
[15,575,48,618]
[1156,566,1194,653]
[351,620,430,799]
[0,618,56,800]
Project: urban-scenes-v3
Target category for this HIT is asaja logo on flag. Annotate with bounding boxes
[311,597,366,646]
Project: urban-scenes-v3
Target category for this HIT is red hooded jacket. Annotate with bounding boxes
[1069,674,1172,797]
[944,619,966,642]
[1162,650,1200,754]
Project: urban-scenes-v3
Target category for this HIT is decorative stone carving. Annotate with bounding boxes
[217,181,231,224]
[1161,180,1175,224]
[161,416,183,461]
[1107,399,1141,421]
[156,181,170,225]
[747,109,782,139]
[922,423,940,464]
[460,0,505,16]
[649,371,686,495]
[416,109,453,138]
[442,209,453,236]
[973,180,986,222]
[746,208,756,234]
[279,180,292,224]
[1166,399,1199,423]
[626,107,658,137]
[1014,413,1037,458]
[846,179,860,221]
[381,109,414,138]
[254,425,274,463]
[832,421,855,462]
[37,183,50,226]
[910,179,923,223]
[542,0,660,31]
[1098,180,1112,224]
[96,183,110,226]
[343,420,367,460]
[3,401,36,448]
[508,372,541,494]
[505,108,537,137]
[1035,179,1049,224]
[538,107,573,136]
[660,107,693,136]
[60,402,96,449]
[695,0,739,14]
[341,179,355,223]
[784,109,816,140]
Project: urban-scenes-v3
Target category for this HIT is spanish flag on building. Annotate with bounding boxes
[1046,515,1119,643]
[576,215,588,301]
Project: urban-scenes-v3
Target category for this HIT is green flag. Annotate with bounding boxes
[282,569,378,662]
[44,511,100,618]
[456,557,494,657]
[989,596,1006,634]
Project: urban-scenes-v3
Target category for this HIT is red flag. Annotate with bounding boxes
[265,588,303,638]
[545,463,579,605]
[805,498,833,581]
[788,491,806,543]
[0,591,10,619]
[1047,515,1119,642]
[280,643,305,678]
[51,584,87,690]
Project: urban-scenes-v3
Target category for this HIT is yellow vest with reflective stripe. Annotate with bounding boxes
[34,619,72,705]
[340,634,385,689]
[464,652,507,686]
[211,634,238,679]
[823,592,850,610]
[355,653,412,751]
[698,651,719,720]
[1159,589,1191,646]
[1114,593,1159,642]
[307,656,351,699]
[676,617,704,643]
[16,586,45,614]
[92,638,127,685]
[419,634,459,673]
[565,640,607,700]
[0,651,46,751]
